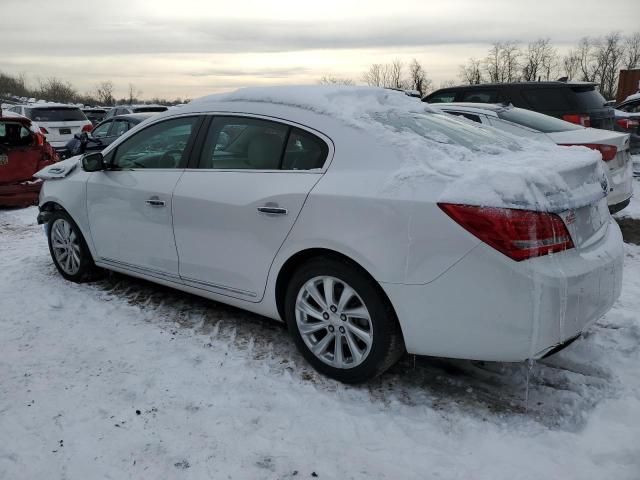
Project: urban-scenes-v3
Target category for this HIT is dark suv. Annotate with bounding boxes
[423,81,615,130]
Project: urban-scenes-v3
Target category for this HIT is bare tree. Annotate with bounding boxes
[389,59,405,89]
[439,79,458,89]
[459,58,483,84]
[407,59,432,96]
[37,77,78,103]
[522,38,557,81]
[623,32,640,69]
[576,37,601,82]
[95,81,115,106]
[594,32,625,99]
[318,75,355,86]
[127,83,143,104]
[362,64,386,87]
[485,42,521,82]
[562,50,581,80]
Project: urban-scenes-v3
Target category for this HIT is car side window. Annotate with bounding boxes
[111,116,197,169]
[200,117,288,169]
[92,121,112,138]
[461,90,498,103]
[111,120,129,137]
[281,128,328,170]
[521,88,571,110]
[428,91,457,103]
[621,101,640,113]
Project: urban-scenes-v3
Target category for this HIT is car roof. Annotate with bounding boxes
[433,81,597,91]
[19,103,82,110]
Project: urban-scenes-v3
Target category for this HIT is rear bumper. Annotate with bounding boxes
[0,180,42,207]
[382,219,624,361]
[607,160,633,208]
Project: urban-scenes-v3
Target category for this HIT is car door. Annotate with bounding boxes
[86,115,202,279]
[172,115,331,301]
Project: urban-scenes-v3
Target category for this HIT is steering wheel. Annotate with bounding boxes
[160,149,183,167]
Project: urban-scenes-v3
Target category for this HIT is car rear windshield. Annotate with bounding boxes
[570,85,608,109]
[132,106,168,113]
[497,107,583,133]
[26,107,87,122]
[372,110,521,152]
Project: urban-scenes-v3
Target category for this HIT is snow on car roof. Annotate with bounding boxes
[186,86,604,211]
[624,92,640,102]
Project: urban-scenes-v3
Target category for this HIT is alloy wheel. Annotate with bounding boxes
[50,219,81,276]
[295,275,373,369]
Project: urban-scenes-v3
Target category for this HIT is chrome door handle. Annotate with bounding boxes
[145,198,166,207]
[257,206,288,215]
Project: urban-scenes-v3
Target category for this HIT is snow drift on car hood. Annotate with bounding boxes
[35,155,81,180]
[194,86,606,212]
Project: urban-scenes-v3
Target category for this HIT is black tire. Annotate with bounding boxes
[47,210,101,282]
[284,256,405,384]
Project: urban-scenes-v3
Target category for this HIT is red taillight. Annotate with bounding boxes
[40,126,49,134]
[616,118,639,130]
[559,143,618,162]
[82,124,93,133]
[438,203,574,262]
[562,114,591,127]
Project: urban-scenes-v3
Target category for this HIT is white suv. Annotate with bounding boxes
[8,104,93,153]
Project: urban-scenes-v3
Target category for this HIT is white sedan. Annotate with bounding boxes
[431,103,633,213]
[36,87,624,383]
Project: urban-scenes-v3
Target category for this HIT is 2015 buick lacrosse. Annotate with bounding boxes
[36,86,623,383]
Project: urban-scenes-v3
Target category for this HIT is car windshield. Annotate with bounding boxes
[26,107,87,122]
[372,110,521,152]
[497,107,583,133]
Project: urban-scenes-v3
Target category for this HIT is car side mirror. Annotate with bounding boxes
[82,152,105,172]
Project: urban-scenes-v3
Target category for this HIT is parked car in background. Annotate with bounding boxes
[36,86,623,383]
[613,109,640,157]
[63,113,157,158]
[423,81,615,130]
[104,104,168,119]
[0,110,58,207]
[82,107,108,126]
[431,103,633,213]
[7,104,93,154]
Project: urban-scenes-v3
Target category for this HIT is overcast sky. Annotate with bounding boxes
[1,0,638,99]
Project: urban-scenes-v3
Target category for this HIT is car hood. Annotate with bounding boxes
[35,155,81,179]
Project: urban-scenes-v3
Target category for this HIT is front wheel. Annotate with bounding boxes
[47,211,100,282]
[285,257,404,384]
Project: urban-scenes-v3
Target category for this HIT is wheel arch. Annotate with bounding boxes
[274,248,400,330]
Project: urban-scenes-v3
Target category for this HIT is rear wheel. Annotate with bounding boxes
[47,211,100,282]
[285,257,404,383]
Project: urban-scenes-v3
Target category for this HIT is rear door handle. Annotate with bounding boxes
[257,206,288,215]
[145,197,166,207]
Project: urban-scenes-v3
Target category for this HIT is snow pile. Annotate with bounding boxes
[1,207,640,479]
[194,86,604,211]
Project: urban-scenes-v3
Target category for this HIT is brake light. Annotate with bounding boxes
[616,118,639,130]
[40,127,48,134]
[438,203,574,262]
[562,114,591,127]
[559,143,618,162]
[82,124,93,133]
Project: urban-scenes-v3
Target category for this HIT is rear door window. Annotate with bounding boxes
[112,120,130,137]
[460,90,498,103]
[281,128,328,170]
[521,88,571,111]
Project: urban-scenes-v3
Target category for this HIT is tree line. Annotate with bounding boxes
[323,31,640,100]
[0,73,188,106]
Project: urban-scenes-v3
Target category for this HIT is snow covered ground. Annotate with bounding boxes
[1,207,640,479]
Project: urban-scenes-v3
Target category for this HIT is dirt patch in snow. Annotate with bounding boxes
[616,217,640,245]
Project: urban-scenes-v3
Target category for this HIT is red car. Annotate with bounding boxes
[0,110,59,207]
